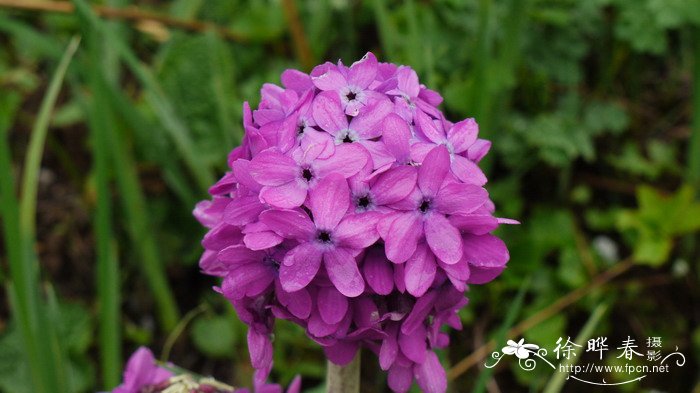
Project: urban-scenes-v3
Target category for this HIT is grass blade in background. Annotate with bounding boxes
[542,302,609,393]
[85,30,122,387]
[471,277,531,393]
[688,26,700,186]
[71,0,215,192]
[0,36,80,393]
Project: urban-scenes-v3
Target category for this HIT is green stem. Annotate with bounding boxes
[326,354,360,393]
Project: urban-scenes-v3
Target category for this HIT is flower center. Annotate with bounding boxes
[317,231,332,243]
[419,199,431,213]
[346,91,357,101]
[263,255,280,268]
[358,195,370,208]
[301,167,314,182]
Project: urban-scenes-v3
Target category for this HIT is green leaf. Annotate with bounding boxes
[190,315,236,358]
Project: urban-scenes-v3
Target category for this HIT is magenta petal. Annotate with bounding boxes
[309,174,350,230]
[218,245,261,266]
[260,209,315,240]
[224,196,266,225]
[434,183,488,216]
[279,243,322,292]
[405,243,437,297]
[231,159,261,191]
[399,323,427,363]
[312,68,347,91]
[324,247,365,297]
[277,285,312,319]
[318,286,348,325]
[249,150,298,186]
[388,364,413,393]
[259,182,308,209]
[415,110,445,144]
[462,234,509,284]
[467,139,491,162]
[312,91,347,134]
[425,214,463,264]
[383,213,421,263]
[114,347,172,393]
[248,329,273,370]
[348,52,378,88]
[447,118,478,153]
[448,214,499,235]
[315,142,370,179]
[335,212,380,249]
[414,351,447,393]
[372,166,418,206]
[418,145,450,197]
[363,247,394,295]
[382,113,412,162]
[223,264,274,299]
[281,69,313,91]
[349,99,393,139]
[379,324,399,370]
[396,67,420,97]
[451,155,487,186]
[308,309,339,337]
[243,230,283,251]
[324,341,359,366]
[402,290,437,334]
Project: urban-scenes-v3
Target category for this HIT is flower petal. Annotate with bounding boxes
[363,247,394,295]
[382,113,412,163]
[318,286,348,325]
[335,212,380,248]
[463,234,509,284]
[415,110,445,144]
[418,145,450,197]
[276,285,312,319]
[383,213,422,263]
[312,91,347,134]
[414,351,447,393]
[451,155,487,186]
[324,247,365,297]
[324,341,359,366]
[279,243,323,292]
[348,52,378,88]
[388,364,413,393]
[218,245,262,266]
[281,69,313,91]
[448,214,499,235]
[447,118,478,153]
[315,143,369,179]
[224,196,266,225]
[312,68,347,91]
[260,209,315,240]
[248,329,273,370]
[434,183,488,216]
[309,174,350,230]
[399,323,427,363]
[259,182,308,209]
[372,166,418,206]
[349,98,393,139]
[379,323,399,370]
[425,213,463,264]
[405,243,437,297]
[249,150,298,186]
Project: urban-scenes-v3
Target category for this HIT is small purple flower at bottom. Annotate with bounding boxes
[112,347,172,393]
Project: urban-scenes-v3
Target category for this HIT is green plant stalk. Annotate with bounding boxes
[96,73,181,332]
[472,277,531,393]
[0,37,80,393]
[86,28,122,386]
[71,0,215,192]
[542,303,609,393]
[688,26,700,186]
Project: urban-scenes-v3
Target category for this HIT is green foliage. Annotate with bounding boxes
[190,314,237,358]
[617,185,700,265]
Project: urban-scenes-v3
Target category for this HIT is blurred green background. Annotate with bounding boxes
[0,0,699,392]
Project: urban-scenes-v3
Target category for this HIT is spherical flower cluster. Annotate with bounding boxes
[195,52,515,393]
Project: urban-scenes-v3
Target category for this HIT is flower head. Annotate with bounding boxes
[195,52,516,393]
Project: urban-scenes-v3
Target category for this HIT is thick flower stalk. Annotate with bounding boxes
[195,52,515,393]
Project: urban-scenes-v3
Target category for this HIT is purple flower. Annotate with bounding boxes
[261,174,379,297]
[195,51,516,393]
[112,347,172,393]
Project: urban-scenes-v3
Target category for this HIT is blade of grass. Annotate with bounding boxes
[688,26,700,186]
[471,277,531,393]
[542,302,610,393]
[84,27,122,387]
[371,0,399,60]
[0,37,79,393]
[95,73,180,332]
[71,0,215,192]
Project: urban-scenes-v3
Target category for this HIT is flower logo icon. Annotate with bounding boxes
[502,339,540,359]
